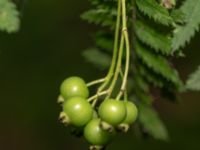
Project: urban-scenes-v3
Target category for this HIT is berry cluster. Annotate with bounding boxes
[58,77,138,150]
[58,0,138,149]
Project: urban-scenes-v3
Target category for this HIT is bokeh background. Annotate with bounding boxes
[0,0,200,150]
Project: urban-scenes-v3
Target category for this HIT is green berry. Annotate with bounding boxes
[63,97,93,127]
[60,76,89,99]
[84,119,115,146]
[98,99,127,126]
[123,101,138,124]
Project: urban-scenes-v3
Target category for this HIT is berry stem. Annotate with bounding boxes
[106,0,131,100]
[91,0,122,101]
[88,90,108,102]
[117,0,130,100]
[107,0,121,77]
[119,70,128,101]
[86,78,106,87]
[89,0,130,102]
[106,34,124,98]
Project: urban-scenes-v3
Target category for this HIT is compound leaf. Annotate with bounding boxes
[136,0,173,26]
[172,0,200,51]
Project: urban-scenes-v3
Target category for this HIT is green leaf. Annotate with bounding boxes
[135,42,182,88]
[139,104,169,141]
[138,65,165,88]
[95,32,113,52]
[172,0,200,51]
[186,65,200,91]
[82,48,111,70]
[135,20,172,55]
[136,0,173,26]
[170,9,185,24]
[137,92,153,105]
[133,86,153,105]
[81,8,116,28]
[131,72,153,105]
[0,0,20,33]
[133,72,150,93]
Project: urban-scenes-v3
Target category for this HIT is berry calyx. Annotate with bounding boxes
[57,95,65,105]
[59,111,70,126]
[89,145,104,150]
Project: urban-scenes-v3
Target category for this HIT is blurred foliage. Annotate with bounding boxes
[0,0,20,33]
[139,104,169,141]
[186,65,200,91]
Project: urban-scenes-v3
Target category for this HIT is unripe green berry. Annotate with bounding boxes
[123,101,138,124]
[84,119,115,146]
[63,97,93,127]
[60,76,89,99]
[98,99,127,127]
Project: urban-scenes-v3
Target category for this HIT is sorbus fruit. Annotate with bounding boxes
[60,77,89,100]
[61,97,93,127]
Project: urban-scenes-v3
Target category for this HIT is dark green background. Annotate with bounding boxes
[0,0,200,150]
